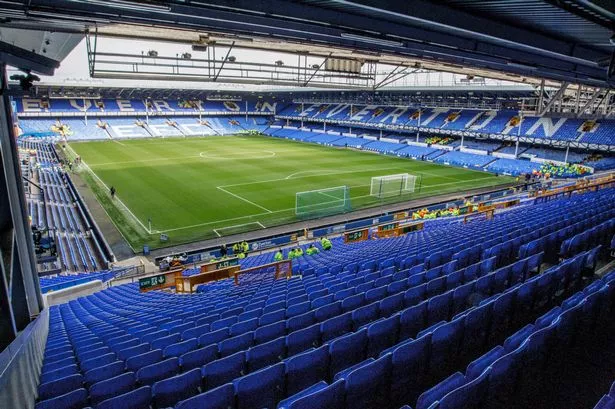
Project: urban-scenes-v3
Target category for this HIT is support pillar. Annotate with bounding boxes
[0,65,43,350]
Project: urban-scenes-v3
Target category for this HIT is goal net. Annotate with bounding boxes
[370,173,417,198]
[296,186,351,218]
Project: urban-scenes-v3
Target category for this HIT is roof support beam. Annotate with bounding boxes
[18,0,615,87]
[303,53,331,87]
[538,82,569,116]
[214,41,235,82]
[0,41,58,75]
[577,88,604,117]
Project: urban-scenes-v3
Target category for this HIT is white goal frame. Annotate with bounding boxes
[370,173,417,198]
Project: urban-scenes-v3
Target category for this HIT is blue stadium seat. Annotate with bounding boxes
[234,362,285,409]
[136,357,180,385]
[416,371,466,409]
[152,368,201,408]
[34,388,88,409]
[40,364,79,384]
[466,346,504,380]
[286,323,321,356]
[287,311,316,333]
[175,383,235,409]
[439,367,491,409]
[163,338,198,358]
[344,354,392,409]
[151,333,181,351]
[89,372,135,405]
[278,379,345,409]
[253,320,286,344]
[231,318,259,336]
[367,314,400,357]
[320,312,353,341]
[198,328,229,348]
[219,332,253,357]
[328,329,367,379]
[351,302,380,330]
[96,385,151,409]
[84,361,124,386]
[286,301,311,318]
[314,302,342,322]
[117,343,149,361]
[284,345,330,396]
[202,351,246,390]
[181,324,211,341]
[37,374,84,401]
[179,344,218,371]
[247,336,286,371]
[399,301,427,340]
[126,349,163,372]
[390,333,431,406]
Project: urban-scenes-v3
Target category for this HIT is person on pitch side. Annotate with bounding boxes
[287,249,297,260]
[274,249,284,261]
[321,237,332,251]
[306,244,319,256]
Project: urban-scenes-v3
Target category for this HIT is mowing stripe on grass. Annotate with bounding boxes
[220,166,403,189]
[70,135,514,248]
[162,177,503,233]
[66,144,153,234]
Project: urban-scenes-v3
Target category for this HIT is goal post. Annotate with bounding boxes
[370,173,417,198]
[296,186,351,218]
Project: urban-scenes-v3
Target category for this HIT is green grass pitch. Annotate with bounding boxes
[67,135,515,250]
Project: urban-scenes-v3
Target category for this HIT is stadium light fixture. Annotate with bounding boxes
[506,62,538,71]
[340,33,404,48]
[80,0,170,13]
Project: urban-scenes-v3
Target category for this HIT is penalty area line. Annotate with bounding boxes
[162,177,504,233]
[213,221,266,237]
[216,186,273,213]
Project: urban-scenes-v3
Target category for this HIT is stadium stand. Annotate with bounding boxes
[19,140,107,274]
[39,271,116,294]
[486,159,539,176]
[15,98,615,177]
[460,139,502,153]
[277,103,615,147]
[433,151,496,168]
[34,186,615,409]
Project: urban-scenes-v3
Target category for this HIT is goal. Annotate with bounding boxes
[296,186,351,218]
[370,173,417,198]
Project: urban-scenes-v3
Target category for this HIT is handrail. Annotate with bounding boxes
[233,260,292,285]
[533,175,615,203]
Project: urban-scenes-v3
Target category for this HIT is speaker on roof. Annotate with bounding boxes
[325,58,363,74]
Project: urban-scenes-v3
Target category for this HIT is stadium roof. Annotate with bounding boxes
[10,79,536,100]
[0,0,613,88]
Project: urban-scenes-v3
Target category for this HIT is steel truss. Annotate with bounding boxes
[85,32,378,89]
[533,81,615,119]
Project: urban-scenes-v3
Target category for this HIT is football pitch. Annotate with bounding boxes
[67,135,515,250]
